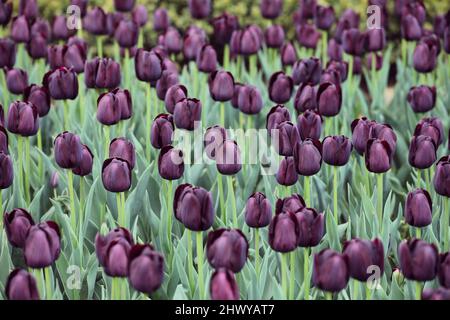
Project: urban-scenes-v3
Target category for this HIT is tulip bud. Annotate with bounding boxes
[296,23,321,49]
[266,105,291,133]
[96,91,122,126]
[95,227,132,265]
[47,45,65,70]
[297,110,322,141]
[292,57,321,86]
[65,42,87,75]
[294,138,322,176]
[3,208,34,248]
[269,71,294,104]
[351,117,376,155]
[153,8,169,32]
[439,253,450,289]
[0,126,8,154]
[315,5,335,30]
[269,212,300,252]
[365,138,392,173]
[231,83,244,109]
[295,207,325,247]
[433,14,446,38]
[5,269,39,300]
[72,144,93,177]
[342,28,365,56]
[408,135,436,169]
[43,67,78,100]
[237,26,263,56]
[202,126,225,161]
[313,249,349,292]
[216,139,242,175]
[156,70,179,101]
[115,20,139,48]
[6,101,39,137]
[0,0,12,26]
[128,244,164,294]
[114,0,135,12]
[24,221,61,268]
[274,121,300,157]
[413,38,438,73]
[0,38,16,68]
[10,15,31,43]
[407,85,436,113]
[280,42,297,66]
[422,288,450,300]
[211,13,239,46]
[84,58,121,89]
[401,14,422,41]
[206,228,248,273]
[0,151,12,188]
[173,98,201,131]
[183,28,207,61]
[208,70,235,102]
[275,194,305,215]
[265,25,285,48]
[52,16,76,41]
[210,268,239,300]
[276,157,298,186]
[19,0,38,19]
[398,239,439,281]
[433,156,450,197]
[106,12,125,37]
[322,135,352,166]
[50,171,59,189]
[83,7,108,35]
[162,27,182,54]
[343,238,384,281]
[158,146,184,180]
[244,192,272,228]
[6,68,28,95]
[404,188,432,228]
[23,85,50,118]
[196,44,217,73]
[134,49,164,83]
[164,85,187,114]
[54,131,83,169]
[414,117,444,147]
[150,114,174,149]
[173,183,214,231]
[188,0,211,19]
[364,28,386,52]
[109,138,136,169]
[316,82,342,117]
[327,60,348,82]
[327,39,343,61]
[369,123,397,154]
[237,85,263,115]
[102,157,132,193]
[294,83,317,113]
[260,0,283,19]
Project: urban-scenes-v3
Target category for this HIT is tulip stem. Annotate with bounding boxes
[44,267,52,300]
[220,102,225,128]
[96,36,103,57]
[415,227,421,239]
[304,247,310,300]
[167,180,173,247]
[227,176,238,227]
[218,174,225,223]
[116,192,126,226]
[255,228,260,278]
[289,251,296,300]
[325,292,333,300]
[333,166,338,224]
[24,137,31,205]
[304,175,311,207]
[365,283,372,300]
[249,54,257,80]
[415,281,422,300]
[0,190,3,227]
[416,169,421,188]
[18,136,24,200]
[401,39,407,67]
[280,253,288,299]
[104,126,110,159]
[377,173,384,232]
[146,85,152,163]
[1,70,9,115]
[63,100,70,131]
[124,49,130,90]
[322,30,328,67]
[68,170,76,232]
[37,129,43,180]
[78,74,85,124]
[196,232,205,300]
[425,168,431,193]
[444,197,449,252]
[79,177,84,224]
[187,230,195,295]
[353,279,359,300]
[223,45,230,71]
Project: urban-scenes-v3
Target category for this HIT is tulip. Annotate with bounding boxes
[334,19,352,44]
[294,83,316,113]
[173,98,201,131]
[275,194,306,215]
[43,67,78,100]
[0,0,12,26]
[260,0,283,19]
[401,14,422,41]
[54,131,83,169]
[365,53,383,72]
[297,110,322,141]
[276,157,298,186]
[63,43,86,75]
[237,26,263,56]
[156,70,179,100]
[128,244,164,294]
[83,7,108,35]
[439,253,450,289]
[5,68,28,95]
[230,30,242,55]
[3,208,34,248]
[404,189,432,228]
[183,28,207,62]
[237,85,263,115]
[244,192,272,228]
[72,144,93,177]
[196,44,217,73]
[292,57,321,86]
[342,28,365,56]
[188,0,211,19]
[216,139,242,175]
[162,27,182,54]
[343,238,384,281]
[173,183,214,231]
[268,71,294,104]
[340,9,360,28]
[30,18,51,39]
[47,45,65,70]
[210,269,239,300]
[266,105,291,133]
[52,16,75,41]
[114,20,139,48]
[102,157,132,193]
[158,146,184,180]
[326,60,348,82]
[414,117,444,147]
[10,15,30,43]
[114,0,135,12]
[109,138,136,169]
[422,288,450,300]
[322,135,352,166]
[5,269,39,300]
[433,156,450,197]
[398,239,439,281]
[0,126,8,153]
[268,212,300,252]
[134,49,164,83]
[95,227,133,266]
[413,38,438,73]
[265,25,285,49]
[296,24,321,49]
[280,42,298,66]
[211,13,239,46]
[351,117,376,155]
[0,38,16,68]
[97,91,123,126]
[150,114,174,149]
[18,0,37,19]
[313,249,349,292]
[294,138,323,176]
[315,5,335,30]
[231,83,244,109]
[6,101,38,136]
[364,28,386,52]
[324,39,342,62]
[365,139,392,173]
[84,58,121,89]
[433,14,446,38]
[0,151,12,189]
[369,123,397,154]
[408,135,436,169]
[208,70,235,102]
[153,8,169,32]
[24,221,61,268]
[164,85,187,114]
[106,12,125,37]
[316,82,342,117]
[294,207,325,247]
[401,1,426,25]
[206,228,248,273]
[274,121,300,157]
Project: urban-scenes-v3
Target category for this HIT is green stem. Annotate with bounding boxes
[1,70,9,115]
[333,166,338,224]
[44,267,52,300]
[444,197,449,252]
[417,169,421,188]
[366,284,372,300]
[249,54,257,79]
[377,173,383,232]
[353,279,359,300]
[114,42,120,62]
[78,74,85,124]
[167,180,173,247]
[63,100,70,131]
[112,277,119,300]
[0,190,3,228]
[401,39,407,67]
[425,168,431,192]
[116,193,123,226]
[196,232,205,300]
[104,126,110,159]
[304,248,310,300]
[218,174,225,223]
[146,85,152,163]
[18,136,23,199]
[416,227,421,239]
[187,230,194,295]
[96,36,103,57]
[415,281,422,300]
[37,129,43,180]
[220,102,225,128]
[289,250,296,300]
[255,228,260,278]
[281,253,288,299]
[322,31,328,66]
[138,30,144,49]
[79,178,84,223]
[223,45,230,71]
[68,170,76,232]
[24,137,30,205]
[304,176,311,207]
[326,292,333,300]
[124,49,130,89]
[227,176,238,227]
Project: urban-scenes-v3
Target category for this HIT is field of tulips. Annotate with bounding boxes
[0,0,450,303]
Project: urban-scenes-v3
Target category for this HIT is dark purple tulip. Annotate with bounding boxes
[95,228,133,277]
[295,207,325,247]
[162,57,178,74]
[316,82,342,117]
[351,117,376,155]
[208,70,234,102]
[334,19,352,44]
[413,39,438,73]
[87,58,121,90]
[210,269,239,300]
[135,49,164,83]
[322,135,352,166]
[266,105,291,133]
[47,45,65,70]
[268,71,293,104]
[269,212,300,253]
[399,239,439,281]
[296,24,321,49]
[162,27,182,54]
[369,123,397,154]
[188,0,211,19]
[342,28,365,56]
[151,114,174,149]
[439,253,450,289]
[211,13,239,46]
[327,39,343,61]
[265,25,285,48]
[106,12,125,37]
[231,83,244,109]
[343,238,384,281]
[30,18,51,39]
[292,57,321,86]
[97,90,123,126]
[173,183,214,231]
[128,244,164,294]
[276,157,298,186]
[115,20,139,48]
[326,60,348,82]
[315,5,335,30]
[294,138,322,176]
[64,41,88,74]
[6,101,38,137]
[0,38,16,68]
[237,85,263,115]
[238,26,262,56]
[216,139,242,175]
[153,8,169,32]
[365,139,392,173]
[433,14,446,38]
[72,144,93,177]
[164,85,187,114]
[340,8,360,28]
[401,1,426,25]
[414,117,444,147]
[52,16,75,41]
[43,67,78,100]
[158,146,184,180]
[107,88,132,120]
[10,15,30,43]
[156,70,179,101]
[404,189,432,228]
[275,194,306,215]
[0,151,12,188]
[5,269,39,300]
[23,85,50,117]
[5,68,28,95]
[24,221,61,268]
[274,121,300,157]
[3,208,34,248]
[281,42,298,66]
[434,156,450,197]
[260,0,282,19]
[408,135,436,169]
[230,30,242,55]
[422,288,450,300]
[196,44,217,73]
[54,131,83,169]
[365,53,383,71]
[114,0,135,12]
[401,14,422,41]
[130,5,147,27]
[294,83,316,113]
[244,192,272,228]
[297,110,322,141]
[71,0,88,17]
[313,249,349,292]
[183,29,207,61]
[83,7,108,35]
[364,28,386,52]
[207,228,248,273]
[0,126,8,153]
[18,0,37,19]
[173,98,201,131]
[102,157,132,193]
[0,0,12,26]
[109,138,136,169]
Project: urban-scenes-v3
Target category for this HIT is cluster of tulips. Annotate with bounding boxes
[0,0,450,301]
